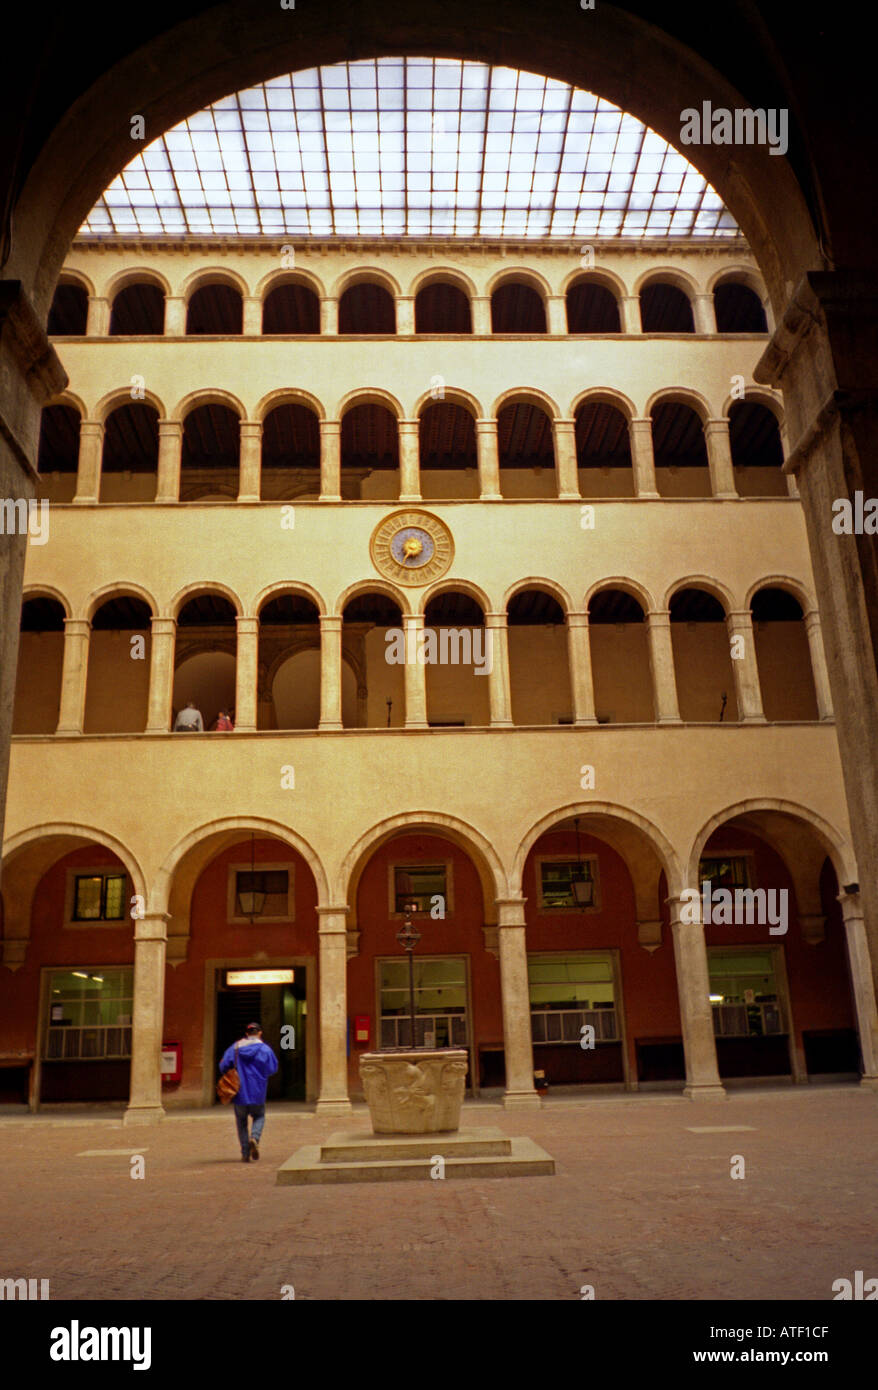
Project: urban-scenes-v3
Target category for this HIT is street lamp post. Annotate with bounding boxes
[396,898,421,1049]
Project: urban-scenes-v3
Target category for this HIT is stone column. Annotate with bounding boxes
[397,419,421,502]
[316,906,353,1114]
[726,610,765,722]
[547,295,568,335]
[238,420,262,501]
[496,898,540,1109]
[163,296,186,336]
[74,420,103,503]
[704,418,738,498]
[484,613,513,726]
[476,418,502,499]
[553,418,580,499]
[567,612,598,725]
[56,618,91,733]
[693,292,717,334]
[319,420,342,501]
[319,615,344,730]
[396,295,415,335]
[621,295,642,334]
[123,913,169,1126]
[838,891,878,1088]
[404,615,429,728]
[242,296,262,336]
[146,617,176,732]
[668,896,726,1100]
[802,610,835,719]
[471,295,492,335]
[155,421,182,502]
[235,617,259,732]
[755,272,878,982]
[320,297,338,335]
[630,418,659,497]
[86,296,110,336]
[646,611,682,723]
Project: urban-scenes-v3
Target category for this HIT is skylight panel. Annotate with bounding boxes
[80,57,739,239]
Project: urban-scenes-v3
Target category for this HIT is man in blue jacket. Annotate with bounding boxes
[219,1022,279,1162]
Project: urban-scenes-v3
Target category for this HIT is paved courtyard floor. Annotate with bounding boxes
[1,1084,875,1301]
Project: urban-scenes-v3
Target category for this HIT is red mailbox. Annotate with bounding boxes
[160,1041,182,1084]
[353,1015,371,1047]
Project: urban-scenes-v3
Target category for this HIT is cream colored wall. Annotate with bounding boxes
[13,635,63,734]
[508,627,571,724]
[755,623,819,721]
[590,627,654,723]
[83,631,151,733]
[671,625,739,723]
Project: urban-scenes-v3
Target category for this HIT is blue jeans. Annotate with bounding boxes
[234,1103,266,1155]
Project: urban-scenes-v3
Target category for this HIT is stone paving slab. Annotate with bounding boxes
[0,1086,875,1300]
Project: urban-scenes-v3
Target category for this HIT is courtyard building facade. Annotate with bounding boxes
[2,62,876,1120]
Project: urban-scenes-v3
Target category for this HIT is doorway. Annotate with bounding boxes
[214,968,307,1101]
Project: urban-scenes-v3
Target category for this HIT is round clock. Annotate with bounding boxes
[370,510,454,586]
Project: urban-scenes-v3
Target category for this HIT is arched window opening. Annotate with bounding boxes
[670,588,736,722]
[100,402,159,503]
[181,404,240,501]
[419,403,478,501]
[575,401,633,498]
[729,401,786,497]
[497,401,556,498]
[423,591,488,727]
[84,596,153,733]
[491,281,546,333]
[47,281,88,336]
[640,281,694,333]
[651,401,710,497]
[109,282,165,335]
[173,594,237,729]
[262,282,320,334]
[341,593,404,728]
[14,598,66,734]
[588,590,651,723]
[415,282,472,333]
[566,280,620,333]
[258,594,321,730]
[714,281,767,333]
[186,282,243,334]
[338,282,395,334]
[507,589,570,725]
[37,404,80,503]
[751,588,819,721]
[341,404,399,501]
[261,404,321,501]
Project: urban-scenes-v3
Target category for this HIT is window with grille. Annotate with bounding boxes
[72,873,127,922]
[44,968,133,1060]
[708,949,783,1037]
[528,952,618,1043]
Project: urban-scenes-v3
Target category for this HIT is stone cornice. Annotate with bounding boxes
[70,234,750,260]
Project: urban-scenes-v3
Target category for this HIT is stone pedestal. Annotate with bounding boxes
[359,1049,468,1133]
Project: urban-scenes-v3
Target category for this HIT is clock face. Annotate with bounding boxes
[370,510,454,586]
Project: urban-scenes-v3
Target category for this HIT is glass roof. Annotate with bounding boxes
[81,57,739,240]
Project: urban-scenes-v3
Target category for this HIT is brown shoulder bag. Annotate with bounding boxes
[217,1042,240,1104]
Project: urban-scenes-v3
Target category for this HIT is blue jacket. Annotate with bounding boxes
[220,1037,279,1105]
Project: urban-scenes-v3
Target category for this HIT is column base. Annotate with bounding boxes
[558,491,581,500]
[318,720,344,732]
[683,1083,727,1102]
[315,1097,354,1116]
[572,717,599,726]
[503,1090,542,1110]
[740,714,767,724]
[404,720,429,730]
[479,492,503,501]
[858,1074,878,1092]
[713,492,738,501]
[122,1104,165,1126]
[398,493,422,504]
[634,491,661,499]
[489,718,514,728]
[73,496,98,505]
[319,494,342,503]
[656,717,684,726]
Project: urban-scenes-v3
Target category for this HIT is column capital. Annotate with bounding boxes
[319,613,343,630]
[150,616,177,636]
[239,419,262,437]
[726,608,755,625]
[63,617,91,636]
[475,417,498,433]
[317,905,350,933]
[79,419,103,438]
[134,914,169,942]
[484,611,509,628]
[630,416,653,429]
[319,418,341,434]
[647,608,672,624]
[236,615,259,635]
[495,896,527,927]
[158,419,183,437]
[398,418,420,433]
[566,610,590,628]
[837,888,863,920]
[703,417,730,434]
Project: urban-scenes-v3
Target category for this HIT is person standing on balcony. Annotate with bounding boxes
[173,700,204,732]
